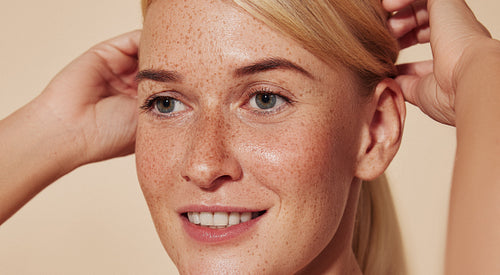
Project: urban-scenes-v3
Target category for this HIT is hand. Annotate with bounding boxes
[383,0,493,125]
[36,30,141,165]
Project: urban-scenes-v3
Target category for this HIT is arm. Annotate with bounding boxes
[0,30,140,225]
[384,0,500,273]
[447,42,500,274]
[0,97,80,224]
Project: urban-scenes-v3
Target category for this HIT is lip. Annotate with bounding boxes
[179,205,267,243]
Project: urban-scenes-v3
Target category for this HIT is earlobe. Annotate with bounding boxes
[355,78,406,181]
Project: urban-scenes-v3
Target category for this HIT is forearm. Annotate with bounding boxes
[0,97,82,224]
[446,41,500,274]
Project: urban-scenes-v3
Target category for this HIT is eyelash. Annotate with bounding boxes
[140,87,294,118]
[245,87,293,115]
[140,96,161,111]
[139,93,186,119]
[140,97,156,111]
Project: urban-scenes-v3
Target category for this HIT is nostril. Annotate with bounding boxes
[218,175,233,182]
[198,175,233,191]
[180,146,243,189]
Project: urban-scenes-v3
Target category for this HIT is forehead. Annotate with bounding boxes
[139,0,329,75]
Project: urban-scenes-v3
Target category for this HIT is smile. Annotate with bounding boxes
[183,211,267,228]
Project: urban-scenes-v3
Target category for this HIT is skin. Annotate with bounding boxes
[0,31,140,224]
[136,0,404,274]
[3,0,498,274]
[384,0,500,273]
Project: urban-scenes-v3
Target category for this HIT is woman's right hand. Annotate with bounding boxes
[36,30,141,166]
[0,30,141,224]
[383,0,496,126]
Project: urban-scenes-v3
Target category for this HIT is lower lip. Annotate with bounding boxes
[181,214,264,243]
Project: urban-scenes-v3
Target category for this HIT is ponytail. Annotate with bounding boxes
[353,174,407,274]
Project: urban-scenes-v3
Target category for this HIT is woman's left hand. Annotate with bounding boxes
[384,2,500,274]
[382,0,494,126]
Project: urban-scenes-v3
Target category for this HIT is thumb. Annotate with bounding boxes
[395,73,456,125]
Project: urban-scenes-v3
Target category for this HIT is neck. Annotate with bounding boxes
[297,245,362,275]
[297,178,363,275]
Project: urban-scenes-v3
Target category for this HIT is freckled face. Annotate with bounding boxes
[136,0,366,274]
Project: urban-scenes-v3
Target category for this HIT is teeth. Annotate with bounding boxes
[187,211,263,228]
[199,212,214,226]
[187,212,200,224]
[228,212,240,225]
[213,212,228,226]
[240,212,251,223]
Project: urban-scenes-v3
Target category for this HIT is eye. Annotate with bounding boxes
[249,93,286,110]
[141,95,187,116]
[154,96,186,114]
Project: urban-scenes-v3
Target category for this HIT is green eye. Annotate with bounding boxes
[250,93,285,110]
[154,96,186,114]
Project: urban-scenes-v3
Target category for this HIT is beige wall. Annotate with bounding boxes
[0,1,498,274]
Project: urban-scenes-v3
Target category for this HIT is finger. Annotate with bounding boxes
[382,0,416,12]
[88,31,142,95]
[397,60,433,77]
[395,73,455,125]
[86,48,139,96]
[102,29,142,58]
[387,0,428,38]
[395,75,422,107]
[398,23,430,50]
[92,30,141,76]
[394,72,438,108]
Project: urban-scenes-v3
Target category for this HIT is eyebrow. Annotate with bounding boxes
[234,58,314,79]
[136,57,313,83]
[136,69,183,83]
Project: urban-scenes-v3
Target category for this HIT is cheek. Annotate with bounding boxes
[136,122,189,263]
[136,124,171,197]
[135,120,195,213]
[243,114,358,200]
[236,114,360,262]
[135,123,177,216]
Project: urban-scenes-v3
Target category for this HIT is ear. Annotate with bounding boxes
[354,78,406,181]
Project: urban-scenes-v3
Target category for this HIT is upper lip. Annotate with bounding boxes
[176,205,269,214]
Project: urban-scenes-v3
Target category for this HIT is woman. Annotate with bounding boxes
[136,0,405,274]
[0,0,499,274]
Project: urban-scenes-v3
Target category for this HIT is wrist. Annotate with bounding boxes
[453,39,500,115]
[28,95,89,174]
[0,96,86,222]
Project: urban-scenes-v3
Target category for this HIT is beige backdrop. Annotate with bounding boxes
[0,1,498,274]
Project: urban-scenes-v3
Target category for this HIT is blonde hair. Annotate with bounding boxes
[354,175,406,274]
[141,0,405,274]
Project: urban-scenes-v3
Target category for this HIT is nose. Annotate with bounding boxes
[180,114,242,190]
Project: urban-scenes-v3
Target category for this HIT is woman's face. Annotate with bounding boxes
[136,0,368,273]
